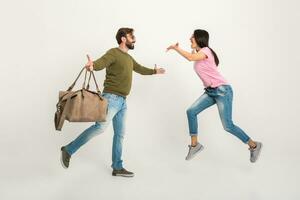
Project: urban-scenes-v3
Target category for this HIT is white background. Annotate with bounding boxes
[1,0,300,199]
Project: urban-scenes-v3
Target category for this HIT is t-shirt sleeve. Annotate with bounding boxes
[200,47,211,60]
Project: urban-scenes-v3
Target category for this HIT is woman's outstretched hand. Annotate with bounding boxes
[165,42,204,62]
[166,42,179,52]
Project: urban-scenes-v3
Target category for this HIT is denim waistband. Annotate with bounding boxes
[205,84,230,90]
[102,92,126,100]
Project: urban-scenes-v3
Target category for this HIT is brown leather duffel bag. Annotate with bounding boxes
[55,67,108,131]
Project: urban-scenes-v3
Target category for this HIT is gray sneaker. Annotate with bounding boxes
[249,142,263,163]
[185,143,204,160]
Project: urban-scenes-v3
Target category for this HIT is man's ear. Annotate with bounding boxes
[121,36,127,43]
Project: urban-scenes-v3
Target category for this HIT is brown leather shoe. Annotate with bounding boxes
[60,146,71,169]
[112,168,134,177]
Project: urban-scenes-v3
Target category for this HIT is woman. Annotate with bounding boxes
[167,29,262,163]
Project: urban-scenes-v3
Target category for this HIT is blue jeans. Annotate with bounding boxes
[65,93,127,170]
[186,85,250,143]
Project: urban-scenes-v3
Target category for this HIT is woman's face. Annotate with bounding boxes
[190,34,198,49]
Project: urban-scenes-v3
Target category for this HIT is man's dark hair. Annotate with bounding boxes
[116,28,134,44]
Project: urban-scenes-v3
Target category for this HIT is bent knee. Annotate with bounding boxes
[186,108,196,116]
[92,122,108,133]
[223,122,235,132]
[114,133,125,140]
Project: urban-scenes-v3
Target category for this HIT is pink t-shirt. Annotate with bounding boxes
[194,47,229,88]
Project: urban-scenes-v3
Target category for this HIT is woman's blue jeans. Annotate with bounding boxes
[186,85,250,143]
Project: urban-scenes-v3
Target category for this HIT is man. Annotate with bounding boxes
[60,28,165,177]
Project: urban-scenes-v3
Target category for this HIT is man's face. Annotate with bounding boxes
[124,33,136,49]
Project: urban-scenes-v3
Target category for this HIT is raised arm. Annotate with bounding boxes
[166,43,207,62]
[133,59,166,75]
[85,50,116,71]
[93,51,116,71]
[132,59,156,75]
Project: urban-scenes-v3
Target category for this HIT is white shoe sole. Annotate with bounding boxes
[112,174,135,177]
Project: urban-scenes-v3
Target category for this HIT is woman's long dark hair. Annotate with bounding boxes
[193,29,219,66]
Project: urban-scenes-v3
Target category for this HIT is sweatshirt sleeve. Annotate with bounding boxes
[93,49,116,71]
[132,58,156,75]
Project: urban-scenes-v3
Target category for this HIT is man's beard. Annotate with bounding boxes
[126,42,135,50]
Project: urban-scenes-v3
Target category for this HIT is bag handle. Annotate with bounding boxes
[67,67,101,94]
[83,70,101,94]
[82,69,88,89]
[86,72,92,90]
[67,67,85,91]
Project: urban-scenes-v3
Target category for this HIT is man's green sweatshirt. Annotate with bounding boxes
[93,47,156,97]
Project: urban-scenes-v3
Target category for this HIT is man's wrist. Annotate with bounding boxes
[154,68,157,74]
